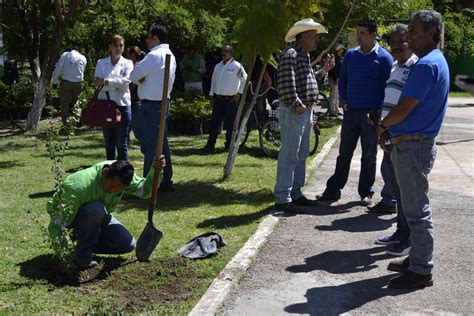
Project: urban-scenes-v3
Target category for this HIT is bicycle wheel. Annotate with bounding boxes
[259,117,281,158]
[313,92,330,117]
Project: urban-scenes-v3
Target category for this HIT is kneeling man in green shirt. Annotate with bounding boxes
[47,156,165,269]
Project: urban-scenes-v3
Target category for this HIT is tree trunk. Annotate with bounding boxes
[311,0,356,67]
[231,61,267,159]
[26,77,48,131]
[223,53,257,179]
[24,0,81,131]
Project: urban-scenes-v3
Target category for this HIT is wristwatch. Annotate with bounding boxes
[379,123,388,130]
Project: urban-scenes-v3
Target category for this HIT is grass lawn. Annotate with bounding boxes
[449,91,472,97]
[0,118,339,314]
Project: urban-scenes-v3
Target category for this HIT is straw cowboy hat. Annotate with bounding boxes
[285,18,328,42]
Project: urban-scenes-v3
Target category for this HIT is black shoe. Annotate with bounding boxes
[273,202,304,214]
[293,196,318,207]
[387,257,410,272]
[202,144,215,154]
[158,184,175,192]
[74,258,98,271]
[368,201,396,214]
[316,192,340,202]
[388,270,433,289]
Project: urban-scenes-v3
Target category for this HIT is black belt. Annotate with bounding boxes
[215,94,234,100]
[141,99,165,103]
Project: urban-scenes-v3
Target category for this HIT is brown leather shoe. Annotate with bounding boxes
[388,270,433,289]
[387,257,410,272]
[360,196,373,206]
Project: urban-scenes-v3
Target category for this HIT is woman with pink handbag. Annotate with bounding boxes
[94,34,134,161]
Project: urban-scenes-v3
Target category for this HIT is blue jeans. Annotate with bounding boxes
[391,139,436,275]
[130,100,142,141]
[383,149,409,243]
[274,106,312,204]
[207,96,237,148]
[102,105,131,160]
[71,201,136,265]
[324,108,378,198]
[380,152,397,206]
[140,100,173,187]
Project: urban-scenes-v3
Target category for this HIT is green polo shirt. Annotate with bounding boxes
[46,161,160,242]
[180,54,205,83]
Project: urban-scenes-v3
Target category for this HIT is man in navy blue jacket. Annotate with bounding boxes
[318,18,393,206]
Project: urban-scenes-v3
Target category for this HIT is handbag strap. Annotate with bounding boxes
[93,84,111,101]
[93,84,104,100]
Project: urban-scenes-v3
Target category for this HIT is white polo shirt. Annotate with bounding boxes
[52,50,87,84]
[209,59,247,97]
[94,56,133,107]
[381,54,418,119]
[130,44,177,101]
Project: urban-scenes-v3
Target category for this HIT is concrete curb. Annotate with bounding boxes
[188,127,341,316]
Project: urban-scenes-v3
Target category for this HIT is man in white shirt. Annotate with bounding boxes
[130,24,177,192]
[370,24,418,258]
[52,47,87,125]
[203,45,247,153]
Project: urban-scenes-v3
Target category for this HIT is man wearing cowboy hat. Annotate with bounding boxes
[274,18,335,213]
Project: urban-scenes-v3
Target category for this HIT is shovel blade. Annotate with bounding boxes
[136,222,164,262]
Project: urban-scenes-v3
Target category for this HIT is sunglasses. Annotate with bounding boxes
[112,44,124,48]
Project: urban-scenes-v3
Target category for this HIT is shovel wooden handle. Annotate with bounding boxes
[148,54,171,224]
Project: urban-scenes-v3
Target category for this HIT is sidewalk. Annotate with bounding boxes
[219,98,474,315]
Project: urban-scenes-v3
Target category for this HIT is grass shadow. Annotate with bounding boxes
[120,180,273,212]
[17,254,128,287]
[29,190,55,199]
[66,164,92,174]
[196,206,273,229]
[0,160,25,169]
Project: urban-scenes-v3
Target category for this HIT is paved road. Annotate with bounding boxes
[220,98,474,315]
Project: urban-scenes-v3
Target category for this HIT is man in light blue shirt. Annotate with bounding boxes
[378,10,449,289]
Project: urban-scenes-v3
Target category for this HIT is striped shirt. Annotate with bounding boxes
[381,54,418,119]
[277,43,325,107]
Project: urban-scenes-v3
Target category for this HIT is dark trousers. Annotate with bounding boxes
[140,100,173,188]
[102,105,131,161]
[72,201,135,265]
[324,108,378,198]
[207,96,237,149]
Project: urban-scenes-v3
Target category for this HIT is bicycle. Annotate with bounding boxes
[240,85,326,158]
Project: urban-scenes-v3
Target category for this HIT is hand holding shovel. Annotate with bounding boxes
[136,54,171,262]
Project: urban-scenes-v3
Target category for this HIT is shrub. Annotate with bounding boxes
[171,91,212,121]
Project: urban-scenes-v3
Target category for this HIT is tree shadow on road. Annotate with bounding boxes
[315,212,395,232]
[284,274,415,314]
[286,246,391,274]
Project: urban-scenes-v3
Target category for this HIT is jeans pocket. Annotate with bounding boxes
[411,142,436,175]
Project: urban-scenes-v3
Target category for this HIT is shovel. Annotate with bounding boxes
[136,54,172,262]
